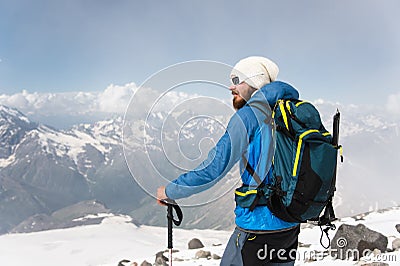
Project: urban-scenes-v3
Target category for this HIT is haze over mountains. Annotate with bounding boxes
[0,90,399,234]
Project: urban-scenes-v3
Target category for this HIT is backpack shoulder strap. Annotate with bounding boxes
[241,154,263,186]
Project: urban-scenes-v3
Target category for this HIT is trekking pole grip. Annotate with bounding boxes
[161,199,183,249]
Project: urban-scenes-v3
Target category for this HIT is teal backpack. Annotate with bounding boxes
[235,99,342,227]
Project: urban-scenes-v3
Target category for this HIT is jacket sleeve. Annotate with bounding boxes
[165,109,258,200]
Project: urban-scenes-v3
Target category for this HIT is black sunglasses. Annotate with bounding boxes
[231,76,240,85]
[231,73,265,86]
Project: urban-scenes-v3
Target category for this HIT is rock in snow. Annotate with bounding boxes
[188,238,204,249]
[331,224,388,260]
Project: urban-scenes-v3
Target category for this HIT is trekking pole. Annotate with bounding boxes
[332,109,340,147]
[318,109,342,249]
[161,199,183,266]
[333,109,343,162]
[167,203,173,264]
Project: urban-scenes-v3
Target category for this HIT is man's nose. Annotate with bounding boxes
[229,84,236,91]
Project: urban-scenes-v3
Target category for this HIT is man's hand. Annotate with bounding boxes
[157,186,168,206]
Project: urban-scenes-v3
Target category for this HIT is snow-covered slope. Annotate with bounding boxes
[0,207,399,266]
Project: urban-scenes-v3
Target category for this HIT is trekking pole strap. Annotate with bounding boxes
[168,203,183,226]
[319,224,336,249]
[162,199,184,226]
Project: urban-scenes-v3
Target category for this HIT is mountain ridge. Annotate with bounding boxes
[0,103,399,234]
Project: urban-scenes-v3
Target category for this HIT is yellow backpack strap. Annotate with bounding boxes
[337,145,344,162]
[285,100,292,114]
[293,129,319,176]
[235,189,258,197]
[278,100,290,131]
[295,101,306,107]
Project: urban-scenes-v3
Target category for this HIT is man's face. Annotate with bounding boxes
[229,81,256,110]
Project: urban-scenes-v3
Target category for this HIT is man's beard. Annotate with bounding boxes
[232,96,246,110]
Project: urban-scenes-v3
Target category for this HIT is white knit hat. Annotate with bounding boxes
[230,56,279,89]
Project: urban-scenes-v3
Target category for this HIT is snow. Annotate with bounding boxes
[1,209,400,266]
[0,215,228,266]
[35,122,119,166]
[0,105,30,123]
[72,213,115,222]
[0,154,16,168]
[36,126,86,163]
[297,207,400,265]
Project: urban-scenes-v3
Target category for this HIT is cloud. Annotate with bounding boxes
[386,91,400,115]
[0,82,229,128]
[0,83,140,128]
[2,83,397,134]
[0,83,138,117]
[0,82,209,118]
[96,83,136,113]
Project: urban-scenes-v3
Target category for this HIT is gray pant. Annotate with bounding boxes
[220,228,295,266]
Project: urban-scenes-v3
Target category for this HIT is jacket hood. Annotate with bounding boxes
[247,81,300,111]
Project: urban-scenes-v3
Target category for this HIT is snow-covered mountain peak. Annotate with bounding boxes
[0,105,38,162]
[0,105,36,129]
[0,105,31,123]
[72,116,123,141]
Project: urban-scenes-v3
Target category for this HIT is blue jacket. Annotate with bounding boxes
[166,81,300,231]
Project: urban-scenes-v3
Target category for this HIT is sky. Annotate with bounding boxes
[0,0,400,111]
